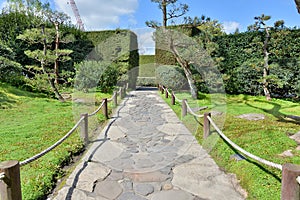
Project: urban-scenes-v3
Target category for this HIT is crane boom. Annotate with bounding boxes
[68,0,85,31]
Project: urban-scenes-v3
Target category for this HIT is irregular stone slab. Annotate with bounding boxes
[172,158,245,200]
[236,113,265,121]
[117,192,148,200]
[66,162,111,192]
[124,171,170,182]
[161,113,181,123]
[106,170,124,181]
[289,131,300,144]
[120,179,133,191]
[108,126,127,140]
[92,141,125,162]
[135,158,155,168]
[94,180,123,199]
[53,187,108,200]
[134,183,154,196]
[156,123,190,136]
[150,190,194,200]
[149,153,164,162]
[278,149,294,157]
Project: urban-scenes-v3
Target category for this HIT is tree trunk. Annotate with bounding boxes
[41,25,65,102]
[169,37,198,99]
[181,62,198,99]
[162,0,167,27]
[263,28,271,101]
[54,21,60,84]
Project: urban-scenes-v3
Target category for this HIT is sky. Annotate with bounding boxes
[1,0,300,54]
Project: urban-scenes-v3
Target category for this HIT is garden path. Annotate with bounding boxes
[51,88,246,200]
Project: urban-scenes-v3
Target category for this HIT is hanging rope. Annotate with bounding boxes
[20,116,85,166]
[185,101,204,118]
[207,115,282,170]
[88,100,105,117]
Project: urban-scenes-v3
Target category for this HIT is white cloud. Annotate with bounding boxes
[133,28,155,55]
[222,21,240,34]
[54,0,138,30]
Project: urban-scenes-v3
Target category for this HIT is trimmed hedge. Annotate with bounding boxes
[85,30,139,89]
[153,25,300,98]
[215,29,300,97]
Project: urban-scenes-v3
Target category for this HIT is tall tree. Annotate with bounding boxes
[248,14,284,100]
[146,0,188,28]
[147,0,223,99]
[46,10,71,84]
[147,0,201,98]
[17,26,73,101]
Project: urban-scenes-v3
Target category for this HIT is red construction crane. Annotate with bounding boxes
[68,0,85,31]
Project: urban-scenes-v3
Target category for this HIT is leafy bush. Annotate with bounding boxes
[137,77,157,86]
[155,65,187,90]
[74,61,118,92]
[0,56,23,86]
[98,63,118,93]
[23,73,52,95]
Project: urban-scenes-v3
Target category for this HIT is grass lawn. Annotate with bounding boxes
[161,91,300,200]
[0,83,114,199]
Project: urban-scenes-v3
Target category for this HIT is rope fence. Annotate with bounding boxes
[159,84,205,118]
[0,85,127,199]
[88,100,106,117]
[20,116,85,166]
[159,84,300,200]
[207,115,283,170]
[204,114,300,199]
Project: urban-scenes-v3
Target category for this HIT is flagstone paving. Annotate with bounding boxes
[51,88,246,200]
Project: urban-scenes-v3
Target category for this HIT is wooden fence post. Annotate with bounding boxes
[119,88,123,99]
[113,91,117,107]
[161,87,164,95]
[124,85,127,96]
[181,99,187,118]
[165,88,169,98]
[120,87,125,99]
[171,92,175,105]
[80,113,88,146]
[0,160,22,200]
[281,163,300,200]
[203,113,211,139]
[103,98,108,119]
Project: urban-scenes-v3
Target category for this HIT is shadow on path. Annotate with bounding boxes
[65,97,130,199]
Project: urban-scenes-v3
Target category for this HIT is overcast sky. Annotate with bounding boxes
[1,0,300,54]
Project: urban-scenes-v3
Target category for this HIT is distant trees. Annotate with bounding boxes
[247,14,285,100]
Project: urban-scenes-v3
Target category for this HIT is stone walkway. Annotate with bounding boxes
[51,89,246,200]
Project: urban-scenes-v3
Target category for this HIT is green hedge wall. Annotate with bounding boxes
[215,29,300,97]
[154,25,300,98]
[85,30,139,89]
[139,55,156,77]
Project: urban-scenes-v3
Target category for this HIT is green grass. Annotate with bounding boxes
[161,91,300,200]
[0,83,115,199]
[139,55,156,77]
